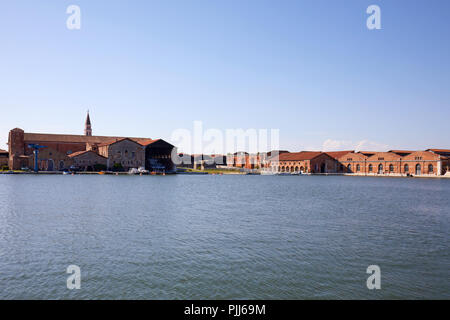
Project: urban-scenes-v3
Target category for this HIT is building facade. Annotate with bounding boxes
[269,151,337,173]
[265,149,450,176]
[7,113,176,172]
[98,138,145,171]
[336,150,450,176]
[68,150,107,171]
[0,149,8,168]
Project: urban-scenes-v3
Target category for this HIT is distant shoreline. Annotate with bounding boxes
[1,170,450,179]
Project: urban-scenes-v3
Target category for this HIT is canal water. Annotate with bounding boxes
[0,175,449,299]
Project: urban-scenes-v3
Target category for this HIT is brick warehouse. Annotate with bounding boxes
[7,112,177,172]
[265,150,450,176]
[269,151,338,174]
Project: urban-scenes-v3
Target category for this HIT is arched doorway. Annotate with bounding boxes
[415,164,421,175]
[428,164,433,174]
[347,164,352,173]
[59,160,65,171]
[320,163,326,173]
[48,159,54,171]
[295,166,299,172]
[378,164,383,174]
[300,166,304,173]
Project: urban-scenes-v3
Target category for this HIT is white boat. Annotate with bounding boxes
[128,168,139,174]
[138,166,149,174]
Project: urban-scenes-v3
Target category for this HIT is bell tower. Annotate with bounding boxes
[85,111,92,136]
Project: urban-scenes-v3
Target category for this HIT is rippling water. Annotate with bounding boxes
[0,175,449,299]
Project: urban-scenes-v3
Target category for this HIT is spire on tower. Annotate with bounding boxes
[85,111,92,136]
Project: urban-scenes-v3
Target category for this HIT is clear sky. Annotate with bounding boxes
[1,0,449,152]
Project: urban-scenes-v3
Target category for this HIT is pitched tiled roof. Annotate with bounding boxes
[358,151,377,156]
[278,151,323,161]
[23,133,154,146]
[97,137,151,148]
[137,139,160,146]
[389,150,414,156]
[67,150,107,159]
[337,151,368,161]
[366,152,402,160]
[324,150,355,159]
[0,149,8,154]
[426,149,450,156]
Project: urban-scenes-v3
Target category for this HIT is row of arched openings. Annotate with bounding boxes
[277,166,306,173]
[348,163,432,175]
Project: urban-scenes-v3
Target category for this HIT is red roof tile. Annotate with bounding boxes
[426,149,450,154]
[278,151,323,161]
[68,150,107,159]
[388,150,414,155]
[23,132,154,146]
[324,150,354,159]
[358,151,377,156]
[138,139,160,146]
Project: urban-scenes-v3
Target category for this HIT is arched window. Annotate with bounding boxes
[368,164,373,172]
[389,164,394,172]
[428,164,433,173]
[356,164,360,172]
[415,164,422,175]
[404,164,409,172]
[48,159,54,171]
[378,164,383,174]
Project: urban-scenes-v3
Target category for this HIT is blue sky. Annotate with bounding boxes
[1,0,449,152]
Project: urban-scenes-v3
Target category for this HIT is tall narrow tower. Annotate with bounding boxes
[85,111,92,136]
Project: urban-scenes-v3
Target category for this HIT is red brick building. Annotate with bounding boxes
[0,149,9,168]
[269,151,337,173]
[267,149,450,176]
[68,150,107,171]
[7,113,176,172]
[337,150,450,176]
[227,150,289,170]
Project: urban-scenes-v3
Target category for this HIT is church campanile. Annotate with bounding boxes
[85,111,92,136]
